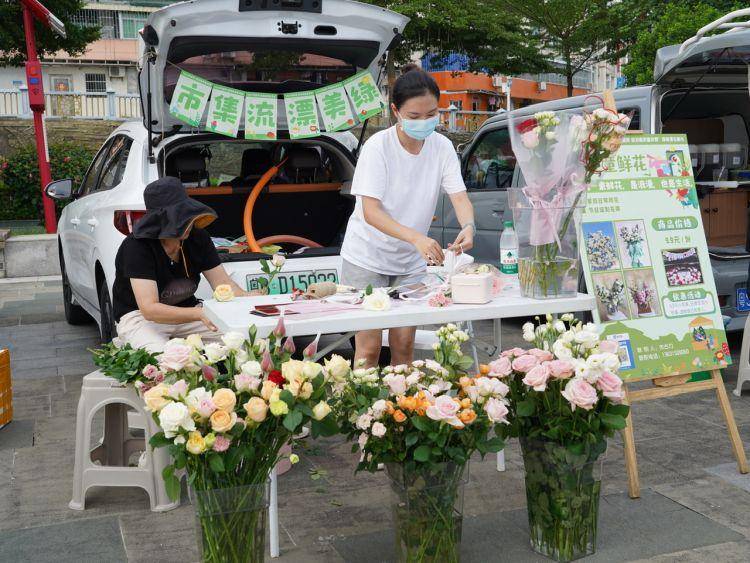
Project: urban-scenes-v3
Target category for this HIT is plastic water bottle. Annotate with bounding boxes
[499,220,519,289]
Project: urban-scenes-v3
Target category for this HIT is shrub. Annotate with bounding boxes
[0,142,94,222]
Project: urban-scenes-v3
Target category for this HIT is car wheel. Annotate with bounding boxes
[98,281,116,343]
[60,254,92,325]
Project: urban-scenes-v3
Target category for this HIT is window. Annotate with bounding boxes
[72,9,117,39]
[85,73,107,93]
[463,127,516,191]
[50,76,72,92]
[78,139,113,197]
[120,12,149,39]
[98,136,134,192]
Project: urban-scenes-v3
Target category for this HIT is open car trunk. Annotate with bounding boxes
[160,134,356,262]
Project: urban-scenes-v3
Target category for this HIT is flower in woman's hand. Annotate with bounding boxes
[561,378,598,411]
[213,284,234,302]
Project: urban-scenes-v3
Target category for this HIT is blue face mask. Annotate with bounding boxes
[399,114,439,140]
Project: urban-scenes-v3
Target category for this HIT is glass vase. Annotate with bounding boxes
[385,462,468,563]
[508,187,586,299]
[520,438,606,562]
[190,482,269,563]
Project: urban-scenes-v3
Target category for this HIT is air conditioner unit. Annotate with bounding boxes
[538,81,547,92]
[108,66,124,78]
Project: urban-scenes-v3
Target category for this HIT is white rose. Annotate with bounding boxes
[371,422,387,438]
[561,313,574,322]
[362,291,391,312]
[222,331,246,351]
[302,361,322,379]
[186,333,204,350]
[324,354,350,381]
[356,413,373,430]
[405,373,420,387]
[553,340,573,360]
[372,399,388,419]
[523,330,535,342]
[204,343,228,364]
[185,387,212,411]
[522,322,534,333]
[553,320,566,333]
[158,402,195,438]
[241,360,262,377]
[271,254,286,268]
[174,435,186,445]
[234,349,249,365]
[312,401,331,421]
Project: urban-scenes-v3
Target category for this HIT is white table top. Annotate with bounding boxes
[203,290,596,337]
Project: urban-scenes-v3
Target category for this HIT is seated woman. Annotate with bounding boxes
[113,176,254,352]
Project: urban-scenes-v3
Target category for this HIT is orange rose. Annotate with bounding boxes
[385,401,395,415]
[458,409,477,425]
[398,395,416,411]
[479,364,491,376]
[393,409,407,423]
[459,376,472,388]
[460,398,472,409]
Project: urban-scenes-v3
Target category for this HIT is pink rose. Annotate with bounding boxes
[548,360,574,380]
[426,395,463,427]
[562,378,598,411]
[169,379,189,399]
[596,371,624,403]
[158,343,193,372]
[488,357,512,377]
[142,364,161,380]
[234,372,260,393]
[528,348,554,362]
[522,364,550,392]
[501,347,527,358]
[196,398,216,419]
[598,340,619,354]
[212,435,231,452]
[511,354,539,373]
[484,398,509,424]
[383,374,407,396]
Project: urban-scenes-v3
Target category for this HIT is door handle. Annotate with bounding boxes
[87,218,99,227]
[712,208,718,213]
[70,217,81,226]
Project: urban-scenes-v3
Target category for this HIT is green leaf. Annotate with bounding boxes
[365,284,373,296]
[149,432,172,448]
[208,453,225,473]
[283,409,304,432]
[311,416,338,438]
[517,400,535,417]
[260,260,270,274]
[411,417,430,432]
[483,436,505,453]
[164,474,181,502]
[601,413,626,430]
[454,355,474,371]
[405,433,419,447]
[608,404,630,417]
[413,445,431,462]
[280,389,295,406]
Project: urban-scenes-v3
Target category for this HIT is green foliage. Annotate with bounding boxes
[0,142,94,221]
[0,0,100,66]
[92,343,158,385]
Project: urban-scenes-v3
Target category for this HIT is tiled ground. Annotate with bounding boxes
[2,278,750,562]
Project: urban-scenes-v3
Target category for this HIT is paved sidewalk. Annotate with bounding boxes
[2,280,750,562]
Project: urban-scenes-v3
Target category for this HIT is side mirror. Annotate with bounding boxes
[45,179,73,200]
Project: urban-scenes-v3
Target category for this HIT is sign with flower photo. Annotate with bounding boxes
[169,71,213,127]
[579,134,730,380]
[206,84,245,138]
[284,90,322,139]
[343,71,384,120]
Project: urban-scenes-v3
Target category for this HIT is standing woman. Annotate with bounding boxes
[341,64,475,367]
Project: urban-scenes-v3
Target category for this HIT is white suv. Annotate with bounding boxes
[45,0,407,341]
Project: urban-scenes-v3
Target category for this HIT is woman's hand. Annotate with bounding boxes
[413,235,445,266]
[198,310,218,332]
[449,224,474,254]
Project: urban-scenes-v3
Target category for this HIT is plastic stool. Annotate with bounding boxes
[69,371,179,512]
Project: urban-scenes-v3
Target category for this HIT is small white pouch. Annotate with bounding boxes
[451,272,493,304]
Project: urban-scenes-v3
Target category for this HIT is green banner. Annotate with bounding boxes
[206,84,245,138]
[169,71,213,127]
[344,70,384,120]
[315,82,358,132]
[284,90,322,139]
[244,92,278,140]
[580,134,731,380]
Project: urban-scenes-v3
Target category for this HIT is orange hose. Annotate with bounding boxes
[243,158,287,253]
[256,235,322,249]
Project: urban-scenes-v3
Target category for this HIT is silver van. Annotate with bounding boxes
[446,9,750,331]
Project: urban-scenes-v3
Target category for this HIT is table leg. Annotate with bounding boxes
[493,319,502,353]
[270,466,280,558]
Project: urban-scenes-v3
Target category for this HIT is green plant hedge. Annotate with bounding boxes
[0,142,94,221]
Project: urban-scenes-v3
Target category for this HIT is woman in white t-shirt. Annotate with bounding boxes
[340,65,475,367]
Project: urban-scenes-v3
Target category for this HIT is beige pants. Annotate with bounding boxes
[116,310,222,353]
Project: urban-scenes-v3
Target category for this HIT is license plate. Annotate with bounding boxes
[737,287,750,312]
[246,269,338,295]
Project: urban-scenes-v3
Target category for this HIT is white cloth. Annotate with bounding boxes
[340,126,466,276]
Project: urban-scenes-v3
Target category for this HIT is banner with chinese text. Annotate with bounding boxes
[245,92,278,140]
[169,71,213,127]
[206,85,245,138]
[579,134,730,380]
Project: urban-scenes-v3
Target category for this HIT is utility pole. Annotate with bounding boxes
[20,0,67,233]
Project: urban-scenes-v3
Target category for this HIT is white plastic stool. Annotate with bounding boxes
[69,371,179,512]
[735,313,750,396]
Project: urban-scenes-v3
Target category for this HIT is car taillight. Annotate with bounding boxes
[113,210,146,235]
[718,294,728,307]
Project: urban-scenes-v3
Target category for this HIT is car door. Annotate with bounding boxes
[60,138,112,301]
[448,125,516,265]
[76,134,134,307]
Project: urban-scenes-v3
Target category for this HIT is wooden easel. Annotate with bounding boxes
[621,369,749,498]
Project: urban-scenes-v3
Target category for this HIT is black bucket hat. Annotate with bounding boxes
[133,176,217,239]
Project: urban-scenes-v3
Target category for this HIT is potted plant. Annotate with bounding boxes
[498,315,629,561]
[332,325,510,562]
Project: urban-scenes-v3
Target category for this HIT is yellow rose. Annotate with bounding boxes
[312,401,331,421]
[186,431,206,455]
[213,284,235,302]
[185,333,204,350]
[287,377,301,397]
[299,381,313,400]
[324,354,351,381]
[261,381,277,401]
[244,397,268,423]
[269,399,289,417]
[302,361,321,379]
[269,388,282,403]
[143,383,171,412]
[282,359,304,382]
[209,409,237,433]
[212,388,237,412]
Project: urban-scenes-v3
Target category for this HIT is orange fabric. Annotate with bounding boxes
[0,349,12,426]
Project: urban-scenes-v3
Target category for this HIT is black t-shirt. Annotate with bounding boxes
[112,228,221,322]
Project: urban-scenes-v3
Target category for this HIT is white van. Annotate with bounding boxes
[459,9,750,331]
[47,0,409,341]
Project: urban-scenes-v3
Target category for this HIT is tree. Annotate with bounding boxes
[0,0,99,66]
[500,0,623,97]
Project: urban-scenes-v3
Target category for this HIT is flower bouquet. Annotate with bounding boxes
[508,95,631,299]
[585,230,619,271]
[619,224,645,268]
[595,278,627,321]
[93,319,338,563]
[499,315,629,561]
[629,280,656,316]
[333,324,509,563]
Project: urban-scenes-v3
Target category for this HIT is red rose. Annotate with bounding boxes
[268,370,284,387]
[516,118,538,134]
